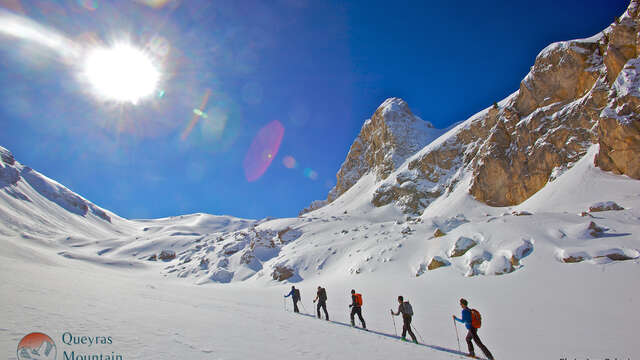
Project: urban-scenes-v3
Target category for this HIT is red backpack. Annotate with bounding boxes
[470,309,482,328]
[354,293,363,306]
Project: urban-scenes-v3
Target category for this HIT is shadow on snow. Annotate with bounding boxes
[287,310,483,359]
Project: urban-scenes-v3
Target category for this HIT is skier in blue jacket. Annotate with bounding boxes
[453,298,494,359]
[284,286,300,313]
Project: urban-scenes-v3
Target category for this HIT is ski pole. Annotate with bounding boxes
[453,318,461,353]
[411,323,424,344]
[390,311,397,336]
[300,302,308,313]
[283,297,286,312]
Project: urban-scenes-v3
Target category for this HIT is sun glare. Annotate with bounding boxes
[83,43,160,104]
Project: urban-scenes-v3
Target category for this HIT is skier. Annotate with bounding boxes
[390,295,418,343]
[453,298,494,360]
[349,289,366,329]
[284,285,301,313]
[313,286,329,320]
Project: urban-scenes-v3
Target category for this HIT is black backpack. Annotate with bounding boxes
[293,288,300,301]
[319,288,327,301]
[402,301,414,316]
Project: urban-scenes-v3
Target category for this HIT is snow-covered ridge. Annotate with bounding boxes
[0,145,125,238]
[3,138,637,288]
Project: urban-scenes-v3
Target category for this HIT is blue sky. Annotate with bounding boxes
[0,0,629,220]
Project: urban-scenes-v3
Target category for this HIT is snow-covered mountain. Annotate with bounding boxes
[2,3,640,359]
[2,139,638,359]
[311,1,640,215]
[0,145,126,239]
[326,97,447,203]
[2,1,640,285]
[0,144,258,271]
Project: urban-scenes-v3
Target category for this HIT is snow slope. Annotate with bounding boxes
[1,140,639,359]
[1,210,638,360]
[2,5,640,356]
[0,146,128,239]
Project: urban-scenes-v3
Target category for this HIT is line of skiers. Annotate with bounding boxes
[285,286,494,360]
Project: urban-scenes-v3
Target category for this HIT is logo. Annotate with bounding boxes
[17,332,57,360]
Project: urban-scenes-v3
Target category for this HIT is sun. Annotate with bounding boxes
[83,43,160,104]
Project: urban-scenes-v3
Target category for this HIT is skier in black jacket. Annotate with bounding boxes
[391,296,418,343]
[313,286,329,320]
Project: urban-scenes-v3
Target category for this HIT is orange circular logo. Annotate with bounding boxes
[17,332,57,360]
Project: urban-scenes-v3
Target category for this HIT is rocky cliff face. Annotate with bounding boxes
[309,1,640,215]
[471,0,640,205]
[326,98,444,203]
[596,56,640,178]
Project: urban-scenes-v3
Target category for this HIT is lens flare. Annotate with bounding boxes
[201,106,228,140]
[83,43,160,103]
[282,155,296,169]
[182,89,211,140]
[134,0,174,9]
[303,168,318,180]
[193,108,208,118]
[181,92,243,153]
[148,36,170,58]
[77,0,98,11]
[243,120,285,182]
[0,9,80,60]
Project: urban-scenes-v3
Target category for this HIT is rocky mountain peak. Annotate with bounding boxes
[326,97,442,203]
[375,97,426,126]
[372,0,640,214]
[311,1,640,216]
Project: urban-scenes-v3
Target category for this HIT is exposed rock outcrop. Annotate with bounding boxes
[313,1,640,215]
[298,200,328,216]
[563,255,587,263]
[587,221,606,237]
[271,265,295,281]
[596,58,640,178]
[470,2,640,204]
[326,98,442,203]
[449,236,477,257]
[559,248,639,264]
[1,148,22,186]
[427,256,450,270]
[433,228,446,238]
[466,251,492,277]
[164,224,303,283]
[0,146,15,165]
[588,201,624,212]
[158,250,176,261]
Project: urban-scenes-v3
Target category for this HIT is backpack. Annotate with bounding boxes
[402,301,413,316]
[293,288,300,301]
[470,309,482,328]
[354,293,363,306]
[319,288,327,301]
